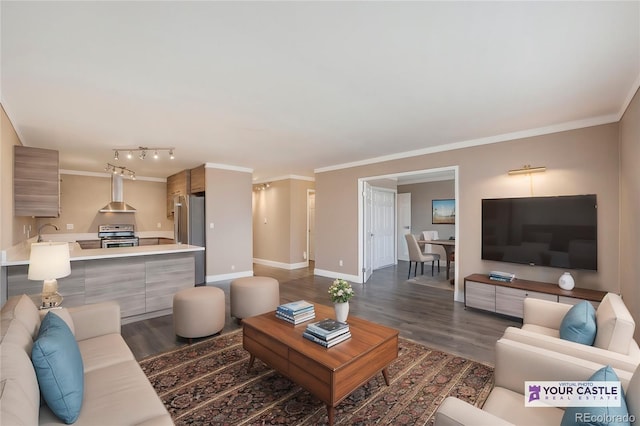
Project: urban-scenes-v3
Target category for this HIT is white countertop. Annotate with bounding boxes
[34,230,175,242]
[1,242,204,266]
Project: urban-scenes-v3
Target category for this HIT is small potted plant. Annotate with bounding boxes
[328,278,354,322]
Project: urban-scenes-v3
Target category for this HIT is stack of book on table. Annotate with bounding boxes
[489,271,516,282]
[303,318,351,348]
[275,300,315,325]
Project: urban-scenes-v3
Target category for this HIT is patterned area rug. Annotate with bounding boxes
[139,330,493,425]
[407,275,454,291]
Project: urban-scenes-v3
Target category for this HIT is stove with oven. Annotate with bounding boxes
[98,224,139,248]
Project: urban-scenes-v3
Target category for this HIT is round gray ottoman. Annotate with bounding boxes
[173,286,225,342]
[230,276,280,321]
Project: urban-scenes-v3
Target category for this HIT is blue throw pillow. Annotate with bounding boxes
[32,311,84,424]
[560,301,597,345]
[561,365,630,426]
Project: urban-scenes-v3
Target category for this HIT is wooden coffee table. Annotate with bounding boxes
[242,304,399,426]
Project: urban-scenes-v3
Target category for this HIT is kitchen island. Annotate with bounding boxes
[1,243,205,324]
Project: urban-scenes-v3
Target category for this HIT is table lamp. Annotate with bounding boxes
[28,242,71,308]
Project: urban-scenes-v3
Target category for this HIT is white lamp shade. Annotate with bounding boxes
[28,242,71,280]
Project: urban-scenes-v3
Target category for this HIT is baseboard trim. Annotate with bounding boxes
[313,268,361,283]
[206,270,253,283]
[253,258,309,270]
[121,308,173,325]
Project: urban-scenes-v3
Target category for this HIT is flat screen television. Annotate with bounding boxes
[481,195,597,271]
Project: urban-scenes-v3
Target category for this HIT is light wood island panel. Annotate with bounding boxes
[6,251,196,323]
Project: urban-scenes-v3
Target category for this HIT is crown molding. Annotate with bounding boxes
[59,169,166,182]
[314,113,620,174]
[253,174,315,184]
[205,163,253,173]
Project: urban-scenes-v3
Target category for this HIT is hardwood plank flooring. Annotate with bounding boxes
[122,261,521,365]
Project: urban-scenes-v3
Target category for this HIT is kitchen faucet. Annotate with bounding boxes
[37,223,59,242]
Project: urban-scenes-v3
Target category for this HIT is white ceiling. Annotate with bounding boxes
[2,1,639,181]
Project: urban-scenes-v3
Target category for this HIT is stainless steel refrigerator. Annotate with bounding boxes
[174,194,206,285]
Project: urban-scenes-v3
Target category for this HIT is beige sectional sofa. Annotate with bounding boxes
[435,338,640,426]
[504,293,640,372]
[1,294,172,425]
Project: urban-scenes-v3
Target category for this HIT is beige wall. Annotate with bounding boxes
[1,105,36,248]
[315,123,620,298]
[34,174,172,235]
[253,180,291,264]
[205,166,253,278]
[398,180,456,249]
[368,178,398,190]
[253,178,315,266]
[619,88,640,336]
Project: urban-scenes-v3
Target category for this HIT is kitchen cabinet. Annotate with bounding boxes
[190,164,206,194]
[77,240,101,249]
[138,238,159,246]
[140,238,175,246]
[166,170,190,217]
[14,145,60,217]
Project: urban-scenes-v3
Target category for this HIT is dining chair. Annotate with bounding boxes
[405,233,441,279]
[421,230,439,255]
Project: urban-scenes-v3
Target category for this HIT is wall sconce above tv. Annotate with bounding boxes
[481,195,597,271]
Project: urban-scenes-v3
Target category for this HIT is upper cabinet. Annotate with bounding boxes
[166,170,190,217]
[14,146,60,217]
[190,164,205,194]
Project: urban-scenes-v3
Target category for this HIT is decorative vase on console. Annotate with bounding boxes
[558,272,575,291]
[328,278,354,323]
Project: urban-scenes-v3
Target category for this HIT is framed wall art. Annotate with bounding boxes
[432,199,455,224]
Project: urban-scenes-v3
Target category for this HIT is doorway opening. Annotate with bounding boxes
[358,166,461,301]
[307,189,316,265]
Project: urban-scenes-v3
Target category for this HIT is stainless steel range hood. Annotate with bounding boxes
[99,174,136,213]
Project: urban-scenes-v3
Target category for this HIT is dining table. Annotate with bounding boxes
[418,239,455,281]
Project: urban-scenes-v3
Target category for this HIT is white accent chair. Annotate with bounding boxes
[404,233,440,279]
[503,293,640,372]
[434,338,640,426]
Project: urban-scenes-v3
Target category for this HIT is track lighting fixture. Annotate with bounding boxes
[105,163,135,180]
[253,183,272,191]
[112,146,175,161]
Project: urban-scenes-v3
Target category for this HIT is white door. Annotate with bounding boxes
[363,182,373,283]
[307,191,315,261]
[372,188,396,269]
[397,193,411,261]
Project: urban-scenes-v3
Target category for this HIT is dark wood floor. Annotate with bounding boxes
[122,261,521,365]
